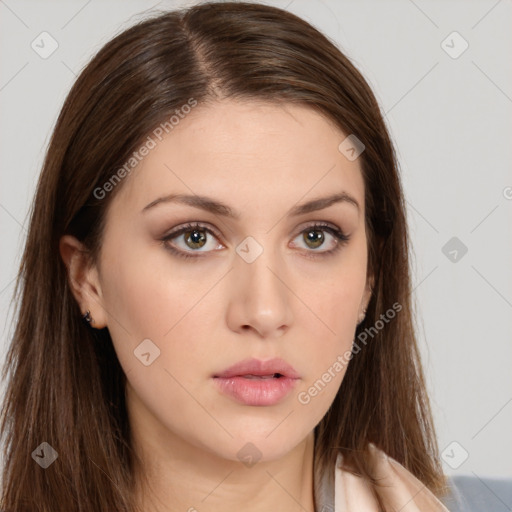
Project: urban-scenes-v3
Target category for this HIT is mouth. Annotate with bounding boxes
[212,357,300,380]
[212,358,300,406]
[241,373,284,379]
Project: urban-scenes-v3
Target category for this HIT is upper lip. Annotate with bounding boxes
[213,357,300,379]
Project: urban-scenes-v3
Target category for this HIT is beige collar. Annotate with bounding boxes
[314,443,449,512]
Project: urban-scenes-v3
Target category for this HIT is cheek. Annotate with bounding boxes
[100,249,222,447]
[292,270,364,411]
[99,241,232,398]
[301,266,363,339]
[100,239,211,339]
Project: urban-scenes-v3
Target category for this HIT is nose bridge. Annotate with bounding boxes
[237,237,287,304]
[229,235,293,336]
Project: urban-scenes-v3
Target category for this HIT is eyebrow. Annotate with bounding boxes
[141,191,360,218]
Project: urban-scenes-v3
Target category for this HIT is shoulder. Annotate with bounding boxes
[333,443,450,512]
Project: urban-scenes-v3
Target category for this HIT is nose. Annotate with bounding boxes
[225,242,294,339]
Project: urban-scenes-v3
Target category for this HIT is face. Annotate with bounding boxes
[82,100,372,464]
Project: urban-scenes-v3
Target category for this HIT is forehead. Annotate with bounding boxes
[110,100,365,220]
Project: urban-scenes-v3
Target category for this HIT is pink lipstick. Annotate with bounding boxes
[212,358,300,406]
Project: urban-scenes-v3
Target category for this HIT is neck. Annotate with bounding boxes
[132,426,316,512]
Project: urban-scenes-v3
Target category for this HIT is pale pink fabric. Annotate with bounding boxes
[334,443,450,511]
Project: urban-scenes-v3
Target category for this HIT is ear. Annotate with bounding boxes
[357,273,375,325]
[59,235,108,329]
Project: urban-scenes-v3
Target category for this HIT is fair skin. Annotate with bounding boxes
[60,100,373,512]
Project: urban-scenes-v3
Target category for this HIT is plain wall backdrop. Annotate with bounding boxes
[1,0,511,481]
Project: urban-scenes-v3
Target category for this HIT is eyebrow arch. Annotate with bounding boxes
[141,191,360,218]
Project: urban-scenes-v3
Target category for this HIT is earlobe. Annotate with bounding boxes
[59,235,108,329]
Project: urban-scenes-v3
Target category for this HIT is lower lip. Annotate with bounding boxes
[213,376,299,406]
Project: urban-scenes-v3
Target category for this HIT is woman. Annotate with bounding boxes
[0,2,450,511]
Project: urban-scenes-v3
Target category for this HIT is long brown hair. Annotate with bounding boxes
[0,2,446,510]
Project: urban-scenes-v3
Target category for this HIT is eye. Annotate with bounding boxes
[290,223,350,258]
[159,222,350,260]
[160,223,224,259]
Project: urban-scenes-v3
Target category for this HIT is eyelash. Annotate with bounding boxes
[159,222,350,260]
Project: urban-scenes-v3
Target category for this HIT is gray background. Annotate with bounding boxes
[1,0,511,481]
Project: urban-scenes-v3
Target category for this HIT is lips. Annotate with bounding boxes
[212,358,300,406]
[213,357,300,379]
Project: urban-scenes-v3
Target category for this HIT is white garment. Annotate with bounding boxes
[314,443,450,511]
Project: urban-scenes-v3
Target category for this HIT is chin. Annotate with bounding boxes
[224,426,312,464]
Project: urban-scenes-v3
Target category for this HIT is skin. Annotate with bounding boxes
[60,100,373,512]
